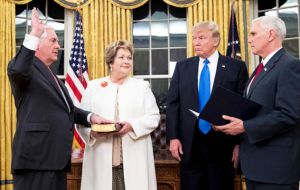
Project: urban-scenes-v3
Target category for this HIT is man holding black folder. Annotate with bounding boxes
[214,16,300,190]
[166,21,248,190]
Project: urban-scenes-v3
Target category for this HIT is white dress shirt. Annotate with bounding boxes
[197,50,219,93]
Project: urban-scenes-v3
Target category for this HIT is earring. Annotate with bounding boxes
[110,67,112,72]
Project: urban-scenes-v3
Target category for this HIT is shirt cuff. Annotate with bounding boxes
[87,113,93,123]
[23,34,40,51]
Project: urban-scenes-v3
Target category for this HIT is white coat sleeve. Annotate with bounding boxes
[128,81,160,140]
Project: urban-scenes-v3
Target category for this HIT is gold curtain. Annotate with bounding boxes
[163,0,199,8]
[110,0,199,9]
[82,0,132,79]
[0,0,16,190]
[109,0,148,9]
[53,0,93,10]
[187,0,250,64]
[7,0,31,4]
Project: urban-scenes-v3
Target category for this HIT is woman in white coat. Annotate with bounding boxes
[77,40,160,190]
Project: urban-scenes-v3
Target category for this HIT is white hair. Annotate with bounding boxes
[253,15,286,40]
[40,25,55,40]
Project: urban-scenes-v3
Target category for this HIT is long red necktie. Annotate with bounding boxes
[253,63,264,80]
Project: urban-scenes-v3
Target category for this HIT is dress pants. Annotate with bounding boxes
[112,164,125,190]
[246,179,299,190]
[13,170,67,190]
[180,128,235,190]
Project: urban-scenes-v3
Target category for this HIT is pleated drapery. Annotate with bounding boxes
[82,0,132,79]
[0,1,16,190]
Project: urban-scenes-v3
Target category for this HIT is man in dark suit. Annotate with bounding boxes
[7,8,110,190]
[166,21,248,190]
[214,16,300,190]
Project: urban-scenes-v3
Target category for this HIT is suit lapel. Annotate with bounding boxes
[213,53,227,91]
[57,78,74,110]
[34,57,71,112]
[247,48,285,97]
[190,56,200,102]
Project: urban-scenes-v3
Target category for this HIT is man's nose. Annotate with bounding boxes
[248,37,252,44]
[193,40,201,46]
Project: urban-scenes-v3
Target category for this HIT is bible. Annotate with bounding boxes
[91,123,122,132]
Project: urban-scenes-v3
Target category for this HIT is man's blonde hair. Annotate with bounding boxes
[192,21,220,44]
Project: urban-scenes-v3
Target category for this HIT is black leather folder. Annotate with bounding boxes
[198,86,262,125]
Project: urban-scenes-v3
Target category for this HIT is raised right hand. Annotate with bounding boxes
[169,139,183,161]
[30,7,45,38]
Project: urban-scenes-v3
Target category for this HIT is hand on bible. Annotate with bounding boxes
[90,114,113,125]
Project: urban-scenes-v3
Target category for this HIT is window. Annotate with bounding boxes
[15,0,70,77]
[257,0,300,57]
[133,1,187,113]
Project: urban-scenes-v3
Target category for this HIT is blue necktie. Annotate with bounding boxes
[198,59,211,134]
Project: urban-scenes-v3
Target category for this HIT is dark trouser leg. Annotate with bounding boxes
[246,178,299,190]
[180,162,209,190]
[180,128,235,190]
[13,170,67,190]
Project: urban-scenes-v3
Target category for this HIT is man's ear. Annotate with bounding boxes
[267,29,276,42]
[213,37,220,48]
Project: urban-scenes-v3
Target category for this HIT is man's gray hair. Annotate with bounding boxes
[40,25,55,40]
[253,15,286,40]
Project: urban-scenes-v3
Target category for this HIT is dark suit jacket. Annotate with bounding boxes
[241,48,300,184]
[166,53,248,164]
[7,46,90,172]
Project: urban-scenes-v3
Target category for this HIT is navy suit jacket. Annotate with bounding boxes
[240,48,300,184]
[8,46,90,172]
[166,53,248,163]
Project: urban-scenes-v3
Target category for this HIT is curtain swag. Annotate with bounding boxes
[8,0,200,9]
[53,0,93,10]
[7,0,32,4]
[163,0,200,8]
[109,0,148,9]
[110,0,199,9]
[8,0,93,9]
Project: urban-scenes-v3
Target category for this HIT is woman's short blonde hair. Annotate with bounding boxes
[105,40,134,67]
